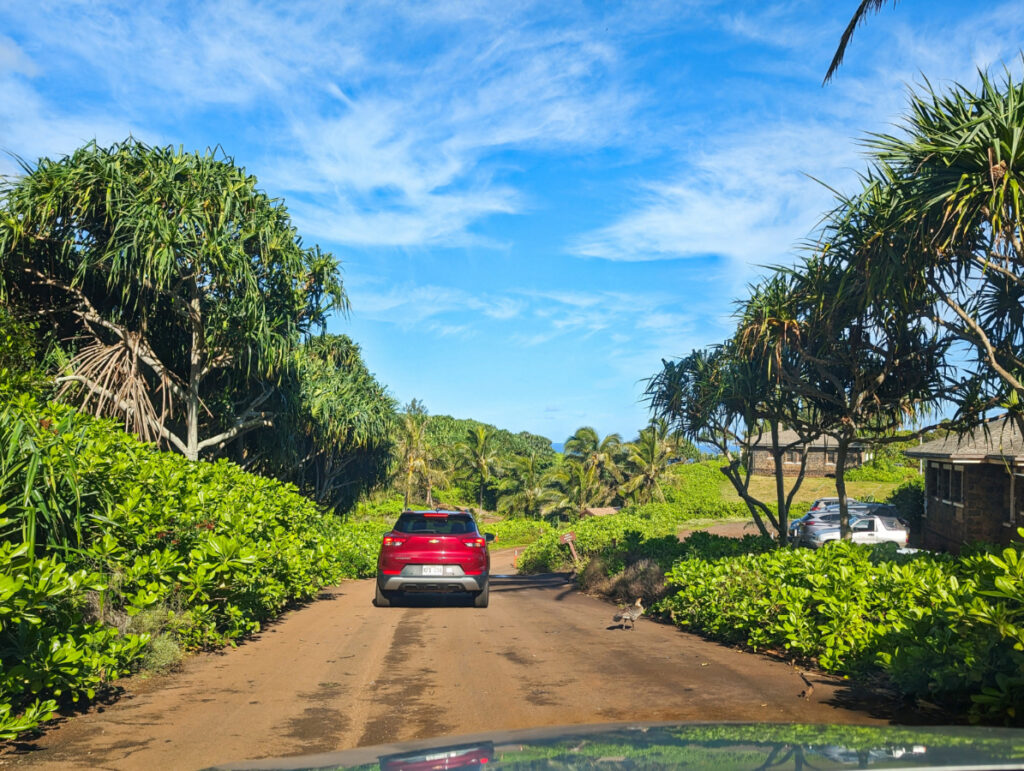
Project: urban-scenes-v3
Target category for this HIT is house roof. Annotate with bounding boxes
[905,416,1024,463]
[748,430,864,450]
[580,507,619,517]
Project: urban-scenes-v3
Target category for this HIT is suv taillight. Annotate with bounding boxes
[382,536,405,547]
[463,538,486,548]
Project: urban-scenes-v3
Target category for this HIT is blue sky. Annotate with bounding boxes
[3,1,1023,445]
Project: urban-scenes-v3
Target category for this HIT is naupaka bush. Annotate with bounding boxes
[0,393,387,738]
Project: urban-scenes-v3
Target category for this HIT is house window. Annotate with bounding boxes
[950,468,963,503]
[785,450,800,464]
[937,467,950,501]
[926,464,937,497]
[826,450,837,466]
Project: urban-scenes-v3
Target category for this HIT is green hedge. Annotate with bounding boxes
[517,512,761,574]
[662,538,1024,724]
[484,518,551,548]
[0,393,388,738]
[533,490,1024,724]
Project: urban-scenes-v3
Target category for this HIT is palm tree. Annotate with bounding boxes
[457,425,501,510]
[563,427,624,500]
[395,401,454,508]
[824,1,899,83]
[620,420,673,505]
[396,400,428,507]
[544,457,605,520]
[498,452,552,518]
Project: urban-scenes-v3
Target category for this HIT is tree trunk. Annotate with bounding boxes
[721,460,776,538]
[836,438,851,540]
[185,390,199,462]
[186,289,203,462]
[770,421,788,547]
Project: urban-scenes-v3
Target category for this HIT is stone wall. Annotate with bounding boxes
[922,461,1019,553]
[750,448,864,478]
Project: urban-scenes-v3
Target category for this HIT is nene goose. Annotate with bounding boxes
[612,598,644,630]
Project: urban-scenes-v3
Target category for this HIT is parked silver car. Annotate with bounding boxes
[804,513,909,549]
[788,499,863,543]
[796,503,904,546]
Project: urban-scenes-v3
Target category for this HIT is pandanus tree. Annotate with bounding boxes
[646,274,834,547]
[856,70,1024,426]
[740,245,949,540]
[645,340,811,543]
[0,139,345,461]
[243,334,397,513]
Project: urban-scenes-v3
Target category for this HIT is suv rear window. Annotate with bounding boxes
[394,513,477,535]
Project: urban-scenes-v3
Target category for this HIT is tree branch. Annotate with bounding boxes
[197,415,275,453]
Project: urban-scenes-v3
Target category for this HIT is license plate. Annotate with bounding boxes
[422,565,443,576]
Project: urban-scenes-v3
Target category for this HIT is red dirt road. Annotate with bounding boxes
[3,549,889,770]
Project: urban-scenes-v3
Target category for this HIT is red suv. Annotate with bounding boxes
[375,510,494,608]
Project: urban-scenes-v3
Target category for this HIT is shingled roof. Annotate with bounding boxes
[905,417,1024,463]
[748,430,864,450]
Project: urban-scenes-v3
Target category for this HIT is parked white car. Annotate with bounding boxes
[804,514,909,549]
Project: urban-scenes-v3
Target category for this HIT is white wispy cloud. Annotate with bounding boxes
[570,4,1024,269]
[1,0,645,247]
[349,283,528,327]
[570,120,860,265]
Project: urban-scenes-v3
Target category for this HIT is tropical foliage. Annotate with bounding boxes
[0,391,386,739]
[0,139,346,461]
[662,536,1024,723]
[0,139,396,517]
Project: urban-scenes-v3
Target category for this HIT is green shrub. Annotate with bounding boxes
[0,542,149,733]
[485,518,551,548]
[657,461,750,520]
[846,444,920,482]
[885,477,925,531]
[354,494,407,519]
[845,463,918,482]
[661,536,1024,723]
[0,393,392,738]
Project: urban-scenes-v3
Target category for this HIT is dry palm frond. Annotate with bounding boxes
[58,335,173,443]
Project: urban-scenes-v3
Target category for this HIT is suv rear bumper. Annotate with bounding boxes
[377,573,488,593]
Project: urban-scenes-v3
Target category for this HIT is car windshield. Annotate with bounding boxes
[394,513,476,535]
[10,3,1024,769]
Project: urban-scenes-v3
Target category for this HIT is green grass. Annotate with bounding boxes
[675,515,750,532]
[719,476,906,509]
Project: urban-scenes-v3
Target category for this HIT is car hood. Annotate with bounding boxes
[207,721,1024,770]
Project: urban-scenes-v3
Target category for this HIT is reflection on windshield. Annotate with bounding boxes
[246,723,1024,771]
[379,741,494,771]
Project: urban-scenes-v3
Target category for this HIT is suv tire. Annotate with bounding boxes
[375,583,393,607]
[473,582,489,608]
